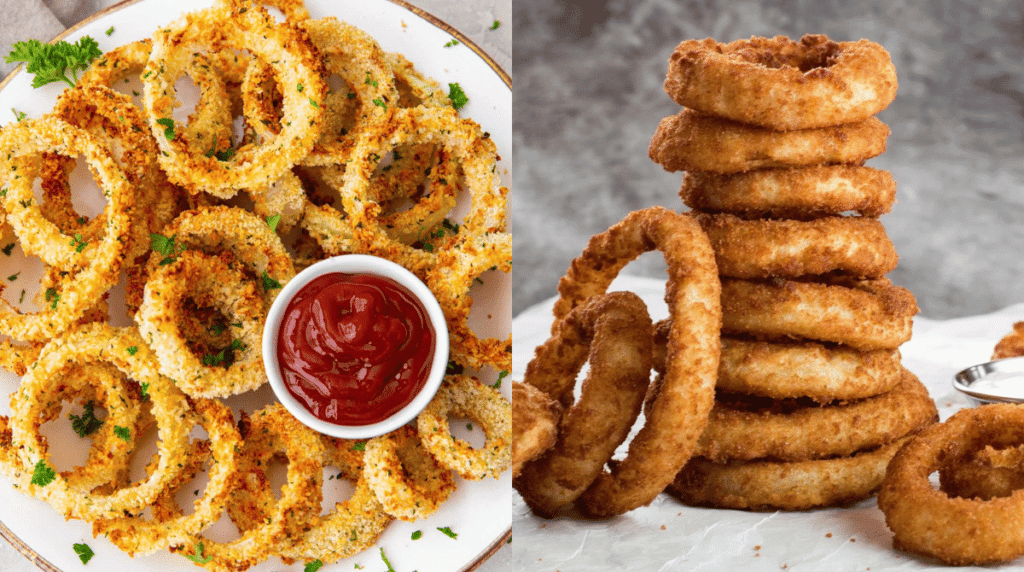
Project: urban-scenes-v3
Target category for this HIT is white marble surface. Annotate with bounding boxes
[512,0,1024,321]
[0,1,511,571]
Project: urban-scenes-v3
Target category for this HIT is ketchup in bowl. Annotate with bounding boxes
[275,272,436,426]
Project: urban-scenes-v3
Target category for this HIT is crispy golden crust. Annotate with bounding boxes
[364,425,456,521]
[696,212,898,279]
[697,369,936,462]
[878,404,1024,565]
[511,382,561,478]
[720,277,917,351]
[993,321,1024,359]
[549,207,722,517]
[515,292,653,517]
[664,35,897,130]
[670,433,915,511]
[940,444,1024,501]
[680,165,896,218]
[648,110,889,174]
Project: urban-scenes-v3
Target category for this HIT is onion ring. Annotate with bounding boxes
[670,433,914,511]
[939,444,1024,501]
[696,369,936,462]
[993,321,1024,359]
[648,110,889,174]
[878,403,1024,565]
[511,381,561,478]
[681,165,896,218]
[417,374,511,480]
[549,206,722,517]
[364,424,456,521]
[515,292,653,517]
[664,34,897,130]
[721,277,917,351]
[696,212,898,279]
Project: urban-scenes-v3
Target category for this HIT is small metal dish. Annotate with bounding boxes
[953,356,1024,406]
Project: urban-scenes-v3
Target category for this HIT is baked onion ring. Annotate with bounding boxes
[515,292,653,517]
[696,369,936,462]
[696,212,898,279]
[550,207,722,517]
[878,404,1024,565]
[364,424,456,521]
[648,110,889,174]
[670,433,914,511]
[681,165,896,218]
[721,277,917,351]
[511,381,561,478]
[417,374,511,480]
[664,34,897,130]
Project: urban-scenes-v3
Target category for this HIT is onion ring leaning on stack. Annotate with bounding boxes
[511,382,561,478]
[663,34,897,130]
[648,110,889,174]
[515,292,653,517]
[878,404,1024,565]
[549,206,721,517]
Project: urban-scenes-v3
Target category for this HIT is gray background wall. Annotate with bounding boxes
[512,0,1024,320]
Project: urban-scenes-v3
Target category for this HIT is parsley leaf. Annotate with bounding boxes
[5,36,102,88]
[73,543,94,564]
[105,26,114,36]
[69,401,103,437]
[265,214,281,232]
[437,526,458,539]
[11,108,25,122]
[261,270,282,291]
[113,425,130,442]
[380,548,396,572]
[448,82,468,110]
[30,459,56,487]
[69,233,87,253]
[150,232,184,264]
[352,441,366,451]
[490,20,501,30]
[155,117,175,140]
[1,243,15,256]
[44,287,60,310]
[364,71,378,88]
[411,530,422,540]
[494,370,508,388]
[372,97,388,111]
[304,560,324,572]
[444,38,460,47]
[126,346,138,356]
[203,339,246,368]
[184,541,212,564]
[139,382,150,402]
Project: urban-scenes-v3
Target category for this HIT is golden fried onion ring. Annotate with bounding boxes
[664,34,897,130]
[364,424,456,521]
[649,110,889,174]
[511,381,561,478]
[549,207,722,517]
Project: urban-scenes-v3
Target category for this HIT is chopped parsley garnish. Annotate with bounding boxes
[437,526,458,539]
[113,425,130,442]
[490,20,501,30]
[203,339,246,367]
[351,441,366,451]
[7,272,18,281]
[149,232,184,265]
[297,82,305,93]
[5,36,102,88]
[261,270,282,291]
[44,287,60,310]
[1,243,15,256]
[380,548,396,572]
[364,71,378,87]
[30,459,56,486]
[105,26,115,36]
[73,543,94,564]
[372,97,388,111]
[69,401,103,437]
[11,108,25,122]
[139,382,150,402]
[411,530,422,540]
[265,214,281,232]
[308,98,319,108]
[494,370,508,388]
[304,560,324,572]
[210,322,228,336]
[155,117,175,140]
[444,38,460,47]
[126,345,138,356]
[184,541,212,564]
[448,82,468,110]
[70,233,87,253]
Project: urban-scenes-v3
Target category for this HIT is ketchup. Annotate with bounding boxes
[276,272,436,426]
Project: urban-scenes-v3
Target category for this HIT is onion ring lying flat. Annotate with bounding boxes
[511,382,561,478]
[417,375,511,480]
[697,369,936,462]
[670,434,914,511]
[648,110,889,174]
[696,212,898,279]
[551,207,722,517]
[939,444,1024,501]
[993,321,1024,359]
[664,34,897,130]
[365,425,456,521]
[681,165,896,218]
[721,277,917,351]
[515,292,653,517]
[878,404,1024,565]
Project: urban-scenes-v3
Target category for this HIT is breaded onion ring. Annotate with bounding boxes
[417,375,511,480]
[696,212,898,279]
[137,250,267,398]
[721,277,917,351]
[664,34,897,130]
[648,110,889,174]
[681,165,896,218]
[697,370,936,462]
[551,207,722,517]
[364,425,456,521]
[939,444,1024,501]
[993,321,1024,359]
[670,434,914,511]
[511,382,561,478]
[878,404,1024,565]
[515,292,653,517]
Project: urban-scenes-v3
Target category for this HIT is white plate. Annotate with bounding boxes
[0,1,512,571]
